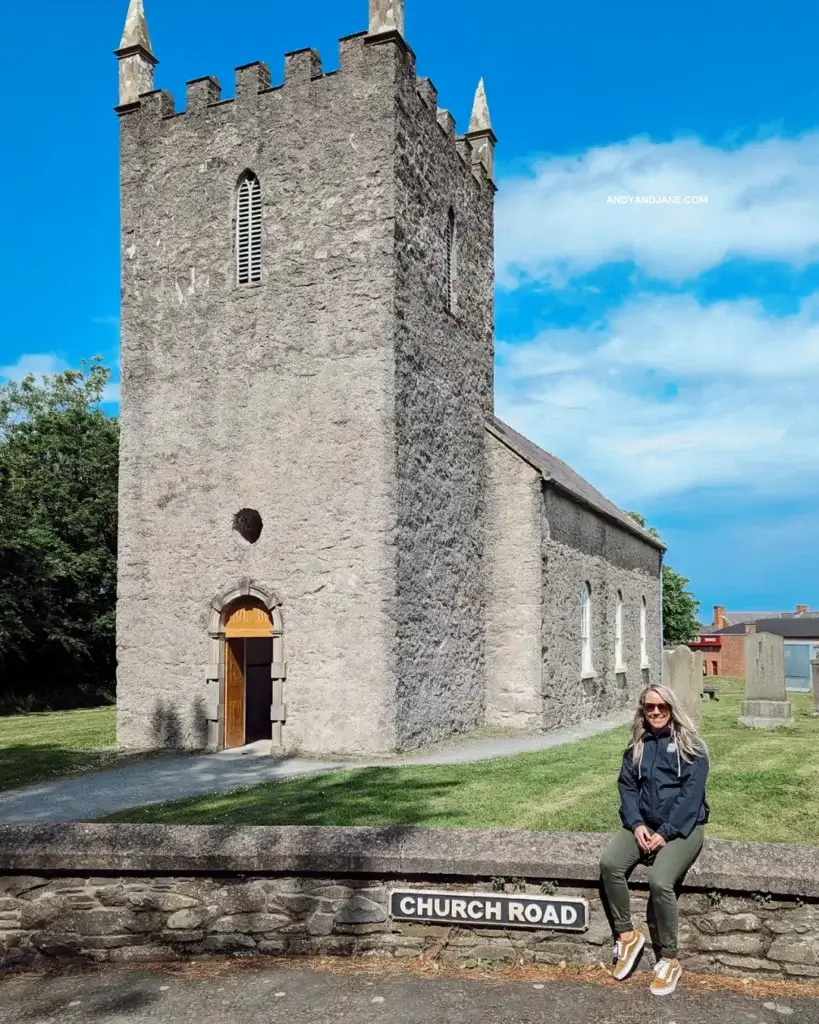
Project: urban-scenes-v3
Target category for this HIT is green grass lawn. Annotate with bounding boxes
[106,678,819,844]
[0,706,119,791]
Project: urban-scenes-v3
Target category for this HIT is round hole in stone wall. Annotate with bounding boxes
[233,508,263,544]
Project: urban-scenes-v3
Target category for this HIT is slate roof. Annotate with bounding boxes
[709,619,819,640]
[488,418,665,550]
[719,611,791,626]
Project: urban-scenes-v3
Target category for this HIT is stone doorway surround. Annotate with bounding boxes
[206,580,287,753]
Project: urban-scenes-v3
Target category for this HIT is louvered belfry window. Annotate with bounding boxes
[236,173,262,285]
[445,207,457,313]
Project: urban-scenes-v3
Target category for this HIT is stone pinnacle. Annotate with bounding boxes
[469,78,492,134]
[368,0,405,37]
[120,0,153,53]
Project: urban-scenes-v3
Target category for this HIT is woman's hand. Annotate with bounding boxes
[634,825,653,852]
[646,833,667,853]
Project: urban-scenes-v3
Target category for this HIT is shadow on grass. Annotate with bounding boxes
[109,765,468,829]
[0,744,127,792]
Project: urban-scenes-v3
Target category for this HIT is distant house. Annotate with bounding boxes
[688,606,819,689]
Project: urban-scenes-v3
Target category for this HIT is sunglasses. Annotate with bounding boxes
[643,701,670,714]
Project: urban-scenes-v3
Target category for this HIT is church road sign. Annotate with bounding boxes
[389,889,589,932]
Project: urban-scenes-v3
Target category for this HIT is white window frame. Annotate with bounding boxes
[640,596,649,668]
[236,172,262,286]
[581,583,594,679]
[615,590,625,673]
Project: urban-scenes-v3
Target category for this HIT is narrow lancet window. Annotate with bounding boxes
[236,172,262,285]
[581,582,594,678]
[445,207,457,313]
[640,597,649,667]
[615,590,624,670]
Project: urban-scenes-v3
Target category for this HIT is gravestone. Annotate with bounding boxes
[811,660,819,718]
[663,646,703,728]
[738,632,795,728]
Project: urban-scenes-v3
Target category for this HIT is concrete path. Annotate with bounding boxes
[1,959,816,1024]
[0,709,631,824]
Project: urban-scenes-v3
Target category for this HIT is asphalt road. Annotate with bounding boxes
[0,961,816,1024]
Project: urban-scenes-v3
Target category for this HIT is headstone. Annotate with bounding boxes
[662,646,703,728]
[692,651,705,691]
[738,633,795,728]
[811,660,819,718]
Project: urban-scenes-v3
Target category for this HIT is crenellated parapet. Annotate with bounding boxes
[116,31,395,121]
[235,61,272,103]
[114,0,496,197]
[284,48,323,87]
[186,76,221,114]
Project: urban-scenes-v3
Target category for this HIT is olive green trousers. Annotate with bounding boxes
[599,826,705,959]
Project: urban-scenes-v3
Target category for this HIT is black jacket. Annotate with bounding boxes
[618,726,709,840]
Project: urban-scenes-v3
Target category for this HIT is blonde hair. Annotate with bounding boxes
[630,683,707,766]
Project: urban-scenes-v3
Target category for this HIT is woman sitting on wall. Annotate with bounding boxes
[600,683,709,997]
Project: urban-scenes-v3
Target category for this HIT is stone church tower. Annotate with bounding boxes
[115,0,664,758]
[115,0,498,755]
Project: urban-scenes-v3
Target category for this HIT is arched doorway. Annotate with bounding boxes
[207,581,286,753]
[223,598,274,749]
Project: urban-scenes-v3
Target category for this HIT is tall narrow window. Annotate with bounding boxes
[581,583,594,678]
[236,172,262,285]
[640,597,649,667]
[615,591,624,671]
[445,207,457,313]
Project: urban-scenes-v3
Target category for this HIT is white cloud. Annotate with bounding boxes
[496,132,819,285]
[0,353,68,382]
[496,292,819,503]
[601,293,819,377]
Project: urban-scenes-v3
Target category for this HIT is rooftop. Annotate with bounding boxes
[488,418,665,550]
[708,618,819,640]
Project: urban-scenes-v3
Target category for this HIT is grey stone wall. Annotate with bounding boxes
[117,30,496,757]
[390,52,495,749]
[541,489,662,731]
[1,825,818,980]
[484,434,543,728]
[117,37,404,756]
[3,873,818,977]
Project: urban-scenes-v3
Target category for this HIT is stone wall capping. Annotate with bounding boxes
[3,826,818,977]
[363,29,414,60]
[0,825,817,899]
[338,31,369,43]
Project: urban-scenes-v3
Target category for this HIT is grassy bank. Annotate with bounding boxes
[0,706,118,790]
[107,679,819,844]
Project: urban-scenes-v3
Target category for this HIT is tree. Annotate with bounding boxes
[0,358,119,711]
[625,511,701,646]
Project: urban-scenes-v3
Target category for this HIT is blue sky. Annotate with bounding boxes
[2,0,818,620]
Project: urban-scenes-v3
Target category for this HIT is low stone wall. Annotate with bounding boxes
[0,825,818,980]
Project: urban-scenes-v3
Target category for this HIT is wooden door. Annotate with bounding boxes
[225,638,245,749]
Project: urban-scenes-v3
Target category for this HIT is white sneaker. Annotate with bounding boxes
[650,958,682,996]
[612,931,646,980]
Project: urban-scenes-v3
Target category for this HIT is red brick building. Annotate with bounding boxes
[688,606,819,679]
